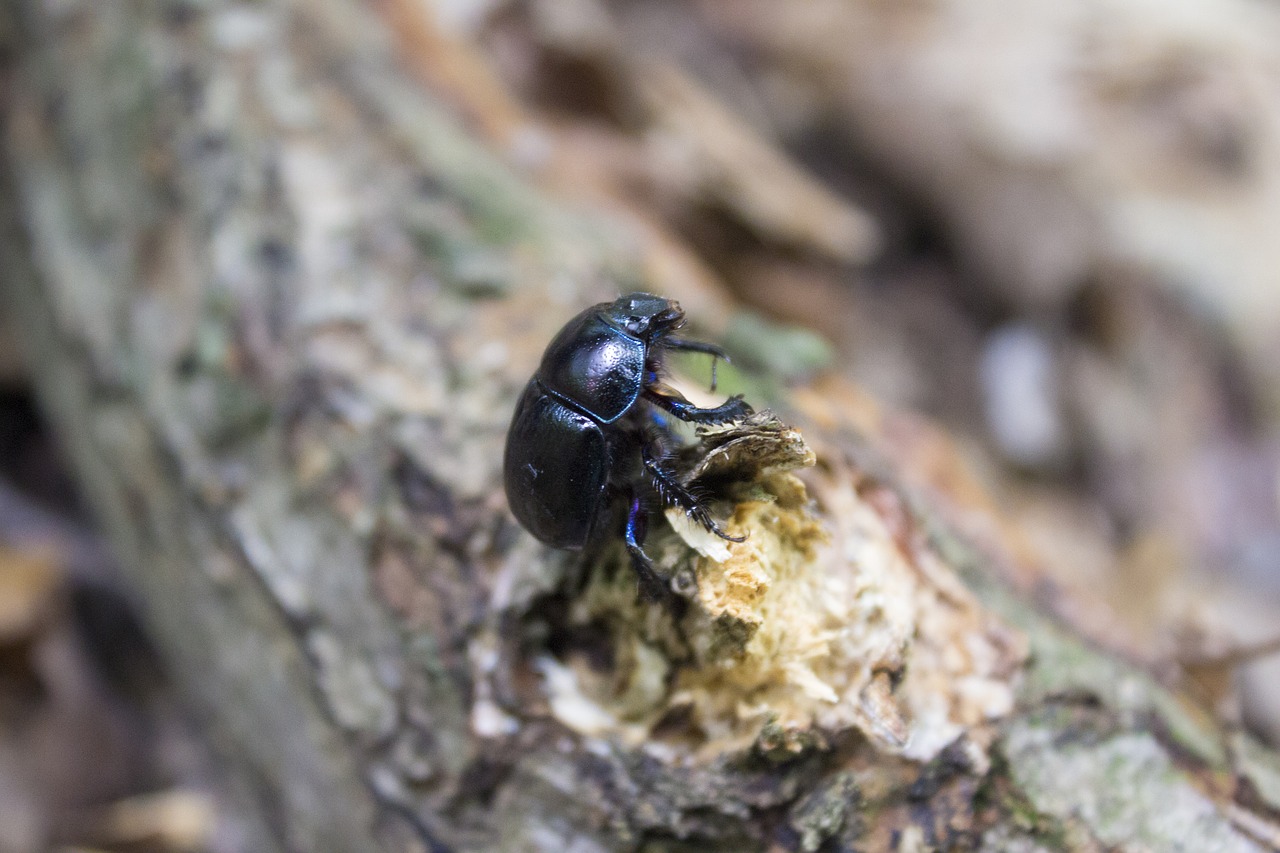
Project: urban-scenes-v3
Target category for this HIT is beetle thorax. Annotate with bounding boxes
[537,310,649,424]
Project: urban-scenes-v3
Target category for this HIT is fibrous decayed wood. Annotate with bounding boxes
[3,1,1280,851]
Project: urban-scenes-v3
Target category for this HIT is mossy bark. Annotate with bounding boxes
[2,2,1278,851]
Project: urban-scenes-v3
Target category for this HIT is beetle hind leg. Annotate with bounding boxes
[642,444,746,543]
[621,492,672,602]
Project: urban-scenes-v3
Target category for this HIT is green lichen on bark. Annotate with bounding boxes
[934,521,1231,765]
[1001,708,1261,851]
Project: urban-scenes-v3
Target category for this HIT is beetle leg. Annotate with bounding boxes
[622,492,671,602]
[641,444,746,543]
[663,338,730,392]
[643,384,753,425]
[663,337,729,361]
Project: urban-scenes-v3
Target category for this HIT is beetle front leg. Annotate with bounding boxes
[642,384,753,425]
[641,444,745,543]
[662,337,730,391]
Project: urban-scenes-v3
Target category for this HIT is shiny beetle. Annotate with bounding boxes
[503,292,752,599]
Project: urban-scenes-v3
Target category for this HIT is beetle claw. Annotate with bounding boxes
[705,517,748,543]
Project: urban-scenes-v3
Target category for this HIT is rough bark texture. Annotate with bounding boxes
[3,1,1280,852]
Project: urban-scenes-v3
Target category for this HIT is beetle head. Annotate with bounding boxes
[608,292,684,339]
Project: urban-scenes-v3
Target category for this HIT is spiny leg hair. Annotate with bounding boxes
[641,443,745,543]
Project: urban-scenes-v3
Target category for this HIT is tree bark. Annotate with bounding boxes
[3,2,1279,852]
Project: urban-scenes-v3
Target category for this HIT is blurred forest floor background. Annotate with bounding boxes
[4,0,1280,849]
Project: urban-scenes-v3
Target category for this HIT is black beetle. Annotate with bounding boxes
[504,292,753,599]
